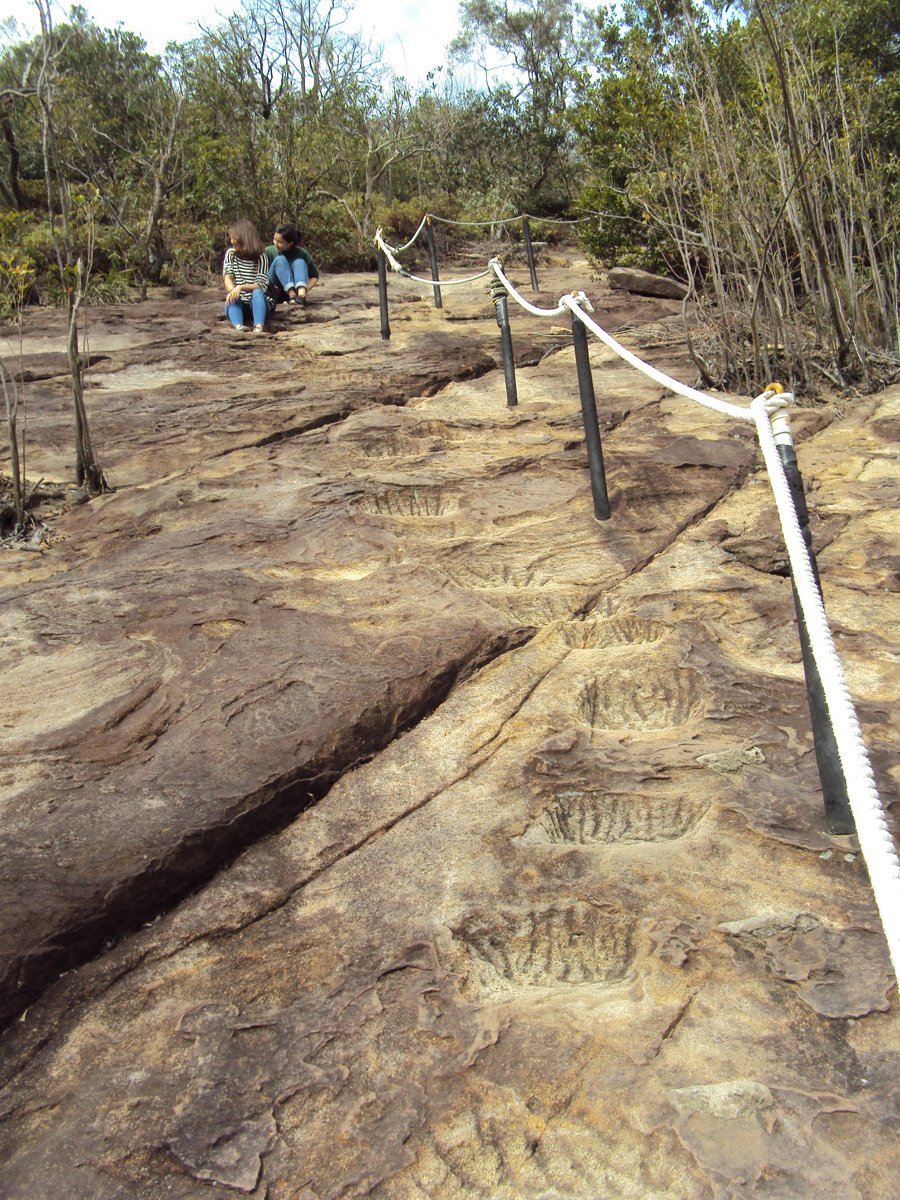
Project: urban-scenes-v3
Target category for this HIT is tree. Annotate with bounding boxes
[450,0,595,210]
[33,0,105,491]
[574,0,899,392]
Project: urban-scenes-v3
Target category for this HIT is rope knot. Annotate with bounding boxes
[566,290,594,313]
[757,388,796,417]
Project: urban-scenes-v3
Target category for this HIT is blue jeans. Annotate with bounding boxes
[268,254,309,302]
[225,289,268,326]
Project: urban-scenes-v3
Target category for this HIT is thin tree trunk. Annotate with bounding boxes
[1,362,24,527]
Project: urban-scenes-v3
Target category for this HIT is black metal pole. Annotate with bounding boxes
[570,312,611,521]
[424,218,442,309]
[777,440,854,834]
[522,215,539,293]
[495,296,518,408]
[490,273,518,408]
[376,248,391,340]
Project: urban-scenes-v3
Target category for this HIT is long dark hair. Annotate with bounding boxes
[275,224,299,246]
[228,219,265,258]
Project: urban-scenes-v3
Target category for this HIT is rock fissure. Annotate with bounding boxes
[219,408,352,456]
[1,268,896,1199]
[0,626,535,1030]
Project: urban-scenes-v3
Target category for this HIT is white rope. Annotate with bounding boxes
[425,211,591,228]
[401,266,493,288]
[384,213,429,254]
[562,296,754,422]
[752,395,900,986]
[374,232,492,288]
[489,258,569,317]
[429,213,520,229]
[523,212,590,226]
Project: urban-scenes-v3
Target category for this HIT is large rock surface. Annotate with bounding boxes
[607,266,690,300]
[0,261,897,1198]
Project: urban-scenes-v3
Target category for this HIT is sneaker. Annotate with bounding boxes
[291,288,307,307]
[253,324,265,333]
[231,324,246,334]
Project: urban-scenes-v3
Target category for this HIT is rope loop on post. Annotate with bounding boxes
[374,228,491,288]
[489,258,569,317]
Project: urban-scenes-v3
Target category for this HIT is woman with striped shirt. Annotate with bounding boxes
[223,220,274,332]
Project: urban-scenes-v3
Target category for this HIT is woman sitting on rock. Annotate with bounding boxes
[266,225,319,307]
[222,220,274,333]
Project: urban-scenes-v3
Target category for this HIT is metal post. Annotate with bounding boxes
[424,216,442,309]
[771,409,853,834]
[490,273,518,408]
[570,310,611,521]
[522,215,539,293]
[376,248,391,340]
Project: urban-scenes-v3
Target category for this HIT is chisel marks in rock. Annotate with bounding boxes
[358,485,458,518]
[560,615,667,650]
[453,902,634,1001]
[519,789,707,846]
[576,668,709,733]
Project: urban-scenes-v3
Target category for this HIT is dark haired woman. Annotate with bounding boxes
[266,225,319,307]
[222,220,274,332]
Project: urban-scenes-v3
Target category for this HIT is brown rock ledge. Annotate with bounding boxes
[0,267,896,1198]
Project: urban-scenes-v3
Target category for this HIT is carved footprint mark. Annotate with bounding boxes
[358,485,456,517]
[455,902,634,1000]
[577,667,709,733]
[442,561,550,590]
[561,616,667,649]
[500,593,585,624]
[519,789,707,845]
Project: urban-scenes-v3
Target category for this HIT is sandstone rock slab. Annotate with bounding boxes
[0,266,896,1199]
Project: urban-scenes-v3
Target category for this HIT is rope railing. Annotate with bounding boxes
[561,292,753,423]
[752,394,900,984]
[489,258,569,318]
[427,213,519,229]
[376,209,592,302]
[371,235,900,988]
[390,213,430,254]
[374,229,492,289]
[427,211,592,228]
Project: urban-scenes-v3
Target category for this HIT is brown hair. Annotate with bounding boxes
[228,219,265,258]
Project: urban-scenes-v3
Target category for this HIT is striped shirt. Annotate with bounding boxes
[223,249,273,306]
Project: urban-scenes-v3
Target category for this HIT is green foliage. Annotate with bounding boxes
[573,0,899,389]
[0,0,895,395]
[0,243,35,320]
[85,264,134,305]
[300,200,369,272]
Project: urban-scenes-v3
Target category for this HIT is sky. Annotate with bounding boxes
[0,0,465,88]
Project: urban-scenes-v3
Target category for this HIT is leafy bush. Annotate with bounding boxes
[299,200,373,272]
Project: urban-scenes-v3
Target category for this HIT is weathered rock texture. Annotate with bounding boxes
[607,266,690,300]
[0,261,897,1198]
